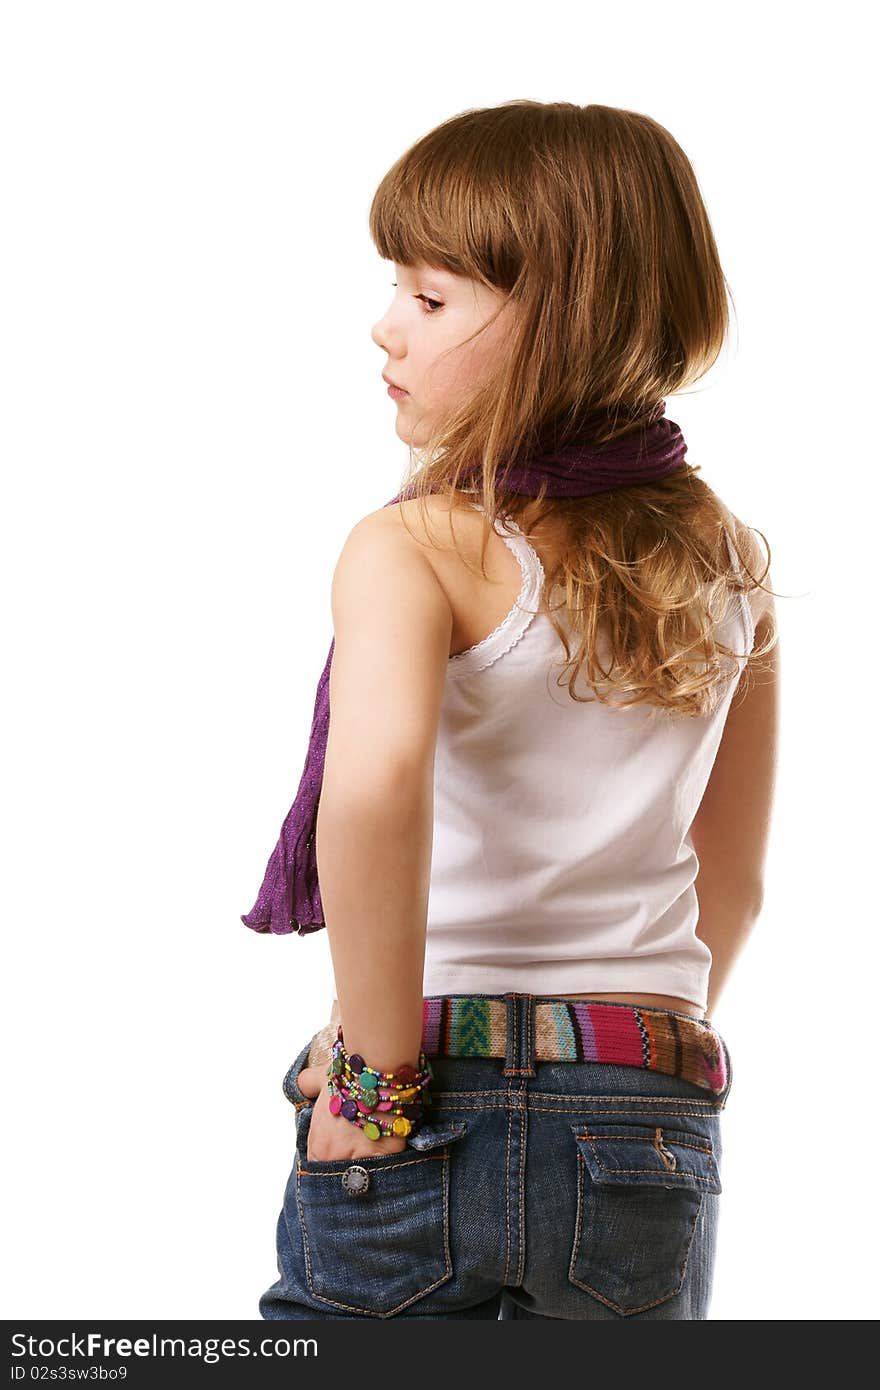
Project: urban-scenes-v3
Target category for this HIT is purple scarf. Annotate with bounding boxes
[241,401,687,935]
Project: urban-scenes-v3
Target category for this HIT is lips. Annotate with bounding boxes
[383,373,407,392]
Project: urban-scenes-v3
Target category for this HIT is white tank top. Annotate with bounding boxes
[423,504,756,1010]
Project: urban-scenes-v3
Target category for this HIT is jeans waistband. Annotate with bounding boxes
[307,992,732,1102]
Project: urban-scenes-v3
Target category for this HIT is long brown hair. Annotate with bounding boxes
[369,100,779,717]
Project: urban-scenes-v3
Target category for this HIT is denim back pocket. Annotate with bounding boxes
[292,1120,469,1317]
[568,1120,722,1317]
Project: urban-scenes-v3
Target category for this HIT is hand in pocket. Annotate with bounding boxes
[305,1083,409,1162]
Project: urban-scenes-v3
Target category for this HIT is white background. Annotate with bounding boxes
[3,0,877,1321]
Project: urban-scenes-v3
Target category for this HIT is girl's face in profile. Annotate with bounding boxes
[371,262,514,447]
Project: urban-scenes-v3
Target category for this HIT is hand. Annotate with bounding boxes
[296,1063,408,1162]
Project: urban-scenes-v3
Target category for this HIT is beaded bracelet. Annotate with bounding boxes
[326,1026,433,1141]
[328,1051,430,1140]
[327,1029,433,1139]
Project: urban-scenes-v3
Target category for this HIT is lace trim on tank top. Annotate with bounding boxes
[447,508,546,678]
[445,511,753,679]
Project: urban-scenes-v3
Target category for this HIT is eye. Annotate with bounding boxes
[390,283,443,314]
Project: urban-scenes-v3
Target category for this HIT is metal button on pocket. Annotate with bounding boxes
[341,1164,370,1196]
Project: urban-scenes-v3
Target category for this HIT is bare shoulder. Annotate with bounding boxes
[359,491,486,568]
[330,504,454,644]
[338,500,455,575]
[335,500,471,627]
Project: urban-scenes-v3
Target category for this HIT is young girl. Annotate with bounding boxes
[249,100,780,1321]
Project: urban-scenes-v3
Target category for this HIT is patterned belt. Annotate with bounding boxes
[307,995,730,1100]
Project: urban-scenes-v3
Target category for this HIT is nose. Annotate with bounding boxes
[371,290,406,354]
[371,313,392,352]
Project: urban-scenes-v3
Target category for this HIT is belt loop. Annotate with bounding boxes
[502,993,518,1075]
[502,993,537,1077]
[519,994,537,1077]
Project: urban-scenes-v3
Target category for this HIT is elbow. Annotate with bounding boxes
[318,770,431,832]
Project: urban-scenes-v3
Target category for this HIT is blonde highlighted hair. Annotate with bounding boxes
[369,100,779,716]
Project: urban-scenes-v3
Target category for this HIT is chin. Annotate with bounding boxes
[391,399,433,450]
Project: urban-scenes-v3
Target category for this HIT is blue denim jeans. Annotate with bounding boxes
[259,993,729,1320]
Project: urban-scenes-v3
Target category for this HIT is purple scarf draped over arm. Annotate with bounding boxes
[241,402,687,935]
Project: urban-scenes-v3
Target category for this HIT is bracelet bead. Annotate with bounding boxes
[324,1028,434,1140]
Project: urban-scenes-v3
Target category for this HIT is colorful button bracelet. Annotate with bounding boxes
[326,1025,434,1141]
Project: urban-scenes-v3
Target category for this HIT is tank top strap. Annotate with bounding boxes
[447,502,546,677]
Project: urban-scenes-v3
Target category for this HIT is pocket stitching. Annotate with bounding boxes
[569,1152,706,1316]
[571,1123,721,1188]
[295,1148,455,1317]
[575,1131,713,1156]
[579,1164,716,1183]
[568,1145,708,1316]
[297,1152,447,1176]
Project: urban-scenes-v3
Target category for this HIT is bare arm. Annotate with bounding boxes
[316,506,452,1075]
[693,537,780,1018]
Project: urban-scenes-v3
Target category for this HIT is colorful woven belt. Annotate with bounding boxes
[424,996,729,1098]
[306,995,730,1099]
